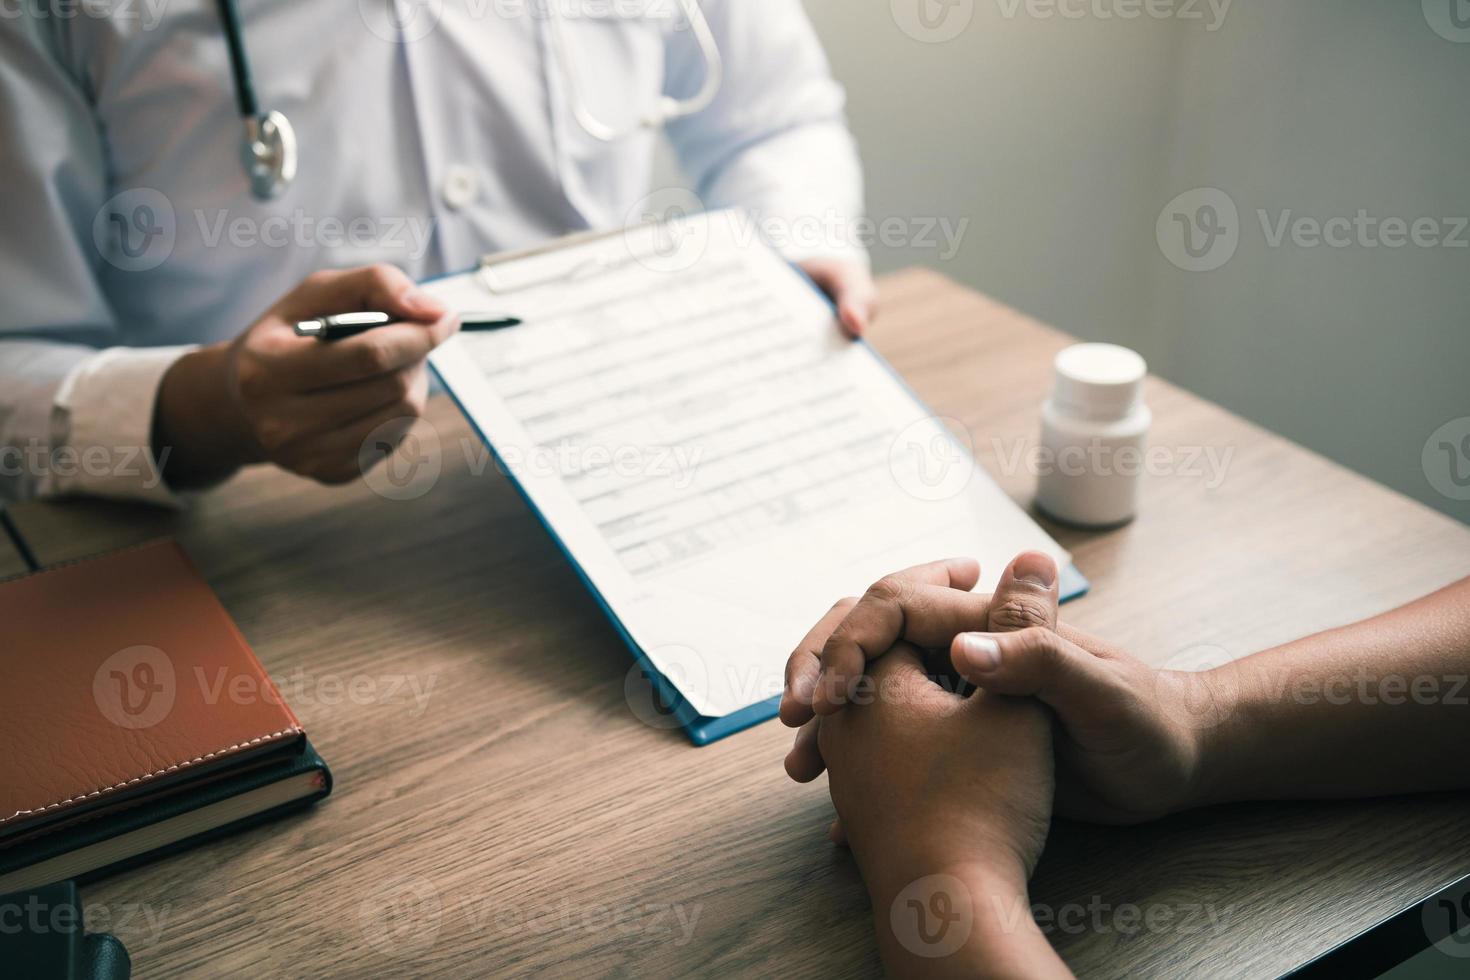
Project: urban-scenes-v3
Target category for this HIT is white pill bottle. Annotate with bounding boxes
[1036,343,1151,528]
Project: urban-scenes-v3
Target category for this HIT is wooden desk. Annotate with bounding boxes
[9,269,1470,979]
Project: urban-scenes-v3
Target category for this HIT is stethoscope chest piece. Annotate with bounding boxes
[242,109,297,200]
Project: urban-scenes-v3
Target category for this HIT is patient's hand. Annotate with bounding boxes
[818,641,1069,977]
[819,641,1055,877]
[782,552,1205,825]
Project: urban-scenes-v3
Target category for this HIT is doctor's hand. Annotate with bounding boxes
[797,257,877,337]
[816,642,1070,978]
[782,552,1207,826]
[153,264,459,490]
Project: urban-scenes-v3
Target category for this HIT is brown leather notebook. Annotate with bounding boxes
[0,540,331,892]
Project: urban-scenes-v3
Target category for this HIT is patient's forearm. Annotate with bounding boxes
[1195,576,1470,805]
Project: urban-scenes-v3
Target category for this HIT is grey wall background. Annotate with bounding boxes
[666,0,1470,521]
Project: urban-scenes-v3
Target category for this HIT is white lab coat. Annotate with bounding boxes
[0,0,863,501]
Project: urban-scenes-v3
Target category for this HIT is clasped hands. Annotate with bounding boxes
[778,551,1226,975]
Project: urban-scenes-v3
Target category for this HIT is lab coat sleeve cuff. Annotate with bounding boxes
[50,345,196,508]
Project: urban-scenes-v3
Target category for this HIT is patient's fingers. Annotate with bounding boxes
[986,551,1060,633]
[951,627,1120,724]
[812,557,983,716]
[784,718,826,783]
[786,633,938,784]
[780,598,858,727]
[864,639,932,691]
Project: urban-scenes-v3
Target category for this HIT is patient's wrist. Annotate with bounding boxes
[869,857,1068,979]
[1180,659,1256,809]
[859,828,1065,977]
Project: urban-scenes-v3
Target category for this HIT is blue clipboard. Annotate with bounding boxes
[428,263,1088,745]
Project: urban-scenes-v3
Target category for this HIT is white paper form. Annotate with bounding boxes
[427,213,1070,719]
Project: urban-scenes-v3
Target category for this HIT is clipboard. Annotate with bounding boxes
[427,214,1089,744]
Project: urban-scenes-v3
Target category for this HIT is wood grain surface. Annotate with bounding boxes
[8,268,1470,979]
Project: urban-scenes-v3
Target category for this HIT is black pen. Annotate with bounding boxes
[293,311,522,341]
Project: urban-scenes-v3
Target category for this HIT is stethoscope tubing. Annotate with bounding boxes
[216,0,258,119]
[211,0,722,198]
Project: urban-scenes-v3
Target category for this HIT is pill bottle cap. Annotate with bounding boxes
[1051,343,1147,421]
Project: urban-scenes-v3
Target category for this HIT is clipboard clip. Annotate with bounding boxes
[473,223,628,295]
[473,220,682,295]
[477,251,621,295]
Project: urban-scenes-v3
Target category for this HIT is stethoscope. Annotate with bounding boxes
[545,0,723,143]
[217,0,723,202]
[217,0,295,201]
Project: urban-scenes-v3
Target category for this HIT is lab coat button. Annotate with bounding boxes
[442,165,479,210]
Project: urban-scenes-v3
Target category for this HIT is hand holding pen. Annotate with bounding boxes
[154,264,465,490]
